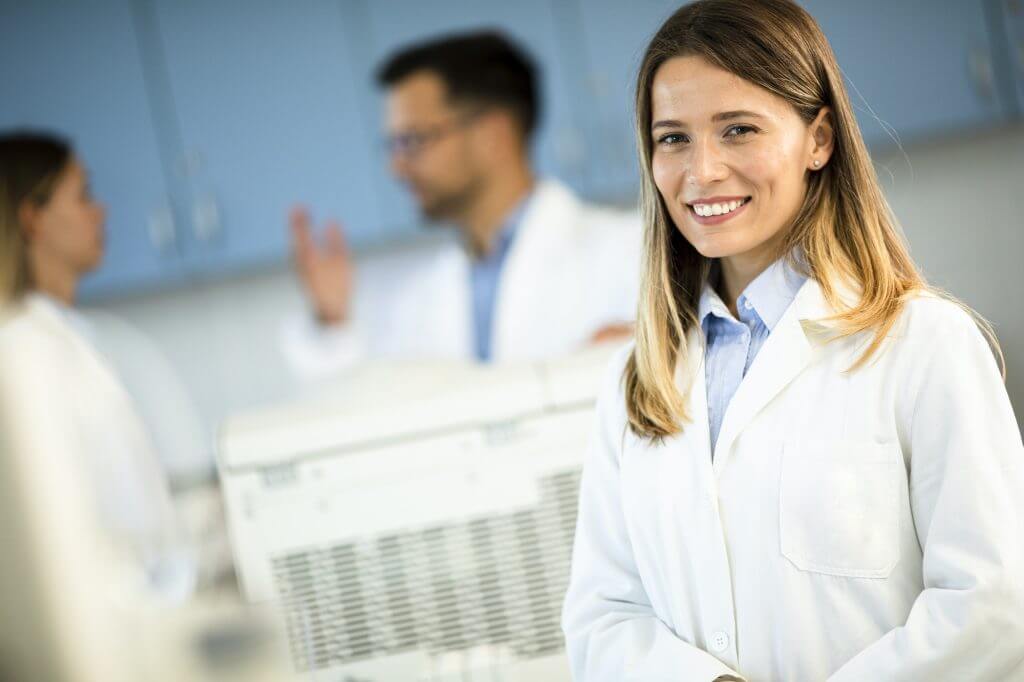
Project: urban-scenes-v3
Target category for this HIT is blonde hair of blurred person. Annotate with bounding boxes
[562,1,1024,680]
[0,131,196,599]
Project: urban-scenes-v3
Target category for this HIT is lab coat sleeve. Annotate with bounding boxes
[278,310,367,382]
[828,305,1024,681]
[562,347,746,682]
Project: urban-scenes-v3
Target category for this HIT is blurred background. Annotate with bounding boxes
[2,0,1022,482]
[2,1,1023,680]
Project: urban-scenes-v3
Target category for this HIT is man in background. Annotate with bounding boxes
[282,31,640,377]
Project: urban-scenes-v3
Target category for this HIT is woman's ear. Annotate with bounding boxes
[808,106,835,171]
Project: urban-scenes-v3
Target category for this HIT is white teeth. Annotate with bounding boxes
[692,198,747,217]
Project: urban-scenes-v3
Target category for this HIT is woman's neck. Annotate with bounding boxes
[30,261,78,306]
[717,251,775,318]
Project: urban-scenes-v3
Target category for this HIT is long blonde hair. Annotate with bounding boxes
[625,0,998,439]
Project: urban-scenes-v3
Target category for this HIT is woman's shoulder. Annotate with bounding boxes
[897,290,984,341]
[885,290,999,379]
[603,340,636,392]
[0,297,60,346]
[0,297,82,375]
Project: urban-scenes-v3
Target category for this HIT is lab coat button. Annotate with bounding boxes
[711,631,730,652]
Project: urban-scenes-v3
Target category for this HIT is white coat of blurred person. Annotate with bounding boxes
[283,31,642,376]
[0,131,197,599]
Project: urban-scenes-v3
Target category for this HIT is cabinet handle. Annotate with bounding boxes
[177,149,204,179]
[192,194,222,242]
[148,204,177,255]
[968,42,996,101]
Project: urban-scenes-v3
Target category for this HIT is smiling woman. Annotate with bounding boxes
[561,1,1024,681]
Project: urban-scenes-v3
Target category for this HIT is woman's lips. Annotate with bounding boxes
[687,196,751,226]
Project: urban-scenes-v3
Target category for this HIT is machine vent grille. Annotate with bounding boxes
[271,468,582,671]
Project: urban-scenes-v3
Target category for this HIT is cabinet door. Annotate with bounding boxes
[349,0,597,232]
[804,0,1008,147]
[0,0,182,299]
[150,0,382,274]
[572,0,683,202]
[992,0,1024,113]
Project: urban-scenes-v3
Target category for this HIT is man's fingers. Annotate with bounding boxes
[290,206,315,252]
[324,220,348,257]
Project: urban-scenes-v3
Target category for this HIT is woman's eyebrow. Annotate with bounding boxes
[651,119,683,130]
[712,110,765,121]
[652,110,765,130]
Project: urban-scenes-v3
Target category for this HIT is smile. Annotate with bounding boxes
[687,196,751,224]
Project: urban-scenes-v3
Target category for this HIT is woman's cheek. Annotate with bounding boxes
[651,153,679,196]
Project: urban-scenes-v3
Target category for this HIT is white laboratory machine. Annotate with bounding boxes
[217,345,617,682]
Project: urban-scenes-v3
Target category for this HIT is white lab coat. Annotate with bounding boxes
[562,279,1024,681]
[281,179,641,377]
[37,298,211,482]
[0,295,193,598]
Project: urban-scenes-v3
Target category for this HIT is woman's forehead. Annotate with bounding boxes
[650,56,782,123]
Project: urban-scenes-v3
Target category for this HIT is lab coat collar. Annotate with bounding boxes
[695,276,851,472]
[698,257,807,333]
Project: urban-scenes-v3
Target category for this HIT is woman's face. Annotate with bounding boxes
[25,158,106,277]
[650,56,830,273]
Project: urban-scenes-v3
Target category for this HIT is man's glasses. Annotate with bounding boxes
[383,111,482,159]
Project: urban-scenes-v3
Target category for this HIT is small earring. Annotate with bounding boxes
[812,159,821,168]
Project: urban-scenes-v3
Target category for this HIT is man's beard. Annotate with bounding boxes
[417,176,483,224]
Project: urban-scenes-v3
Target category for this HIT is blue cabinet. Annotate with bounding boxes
[570,0,683,202]
[2,0,1019,299]
[149,0,383,275]
[0,0,183,298]
[990,0,1024,114]
[804,0,1011,147]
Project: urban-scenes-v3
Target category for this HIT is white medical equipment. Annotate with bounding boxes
[218,347,615,681]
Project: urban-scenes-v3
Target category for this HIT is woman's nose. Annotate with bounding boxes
[686,139,728,186]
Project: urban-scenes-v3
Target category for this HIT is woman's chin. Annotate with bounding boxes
[686,232,746,260]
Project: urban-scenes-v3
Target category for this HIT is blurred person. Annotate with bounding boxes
[283,31,641,377]
[0,131,197,598]
[562,1,1024,681]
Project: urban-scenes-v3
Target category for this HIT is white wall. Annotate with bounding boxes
[90,125,1024,475]
[874,125,1024,421]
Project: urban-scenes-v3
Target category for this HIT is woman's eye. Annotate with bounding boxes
[725,125,756,138]
[656,133,687,146]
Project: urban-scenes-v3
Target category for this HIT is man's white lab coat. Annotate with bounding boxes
[281,179,641,376]
[563,280,1024,681]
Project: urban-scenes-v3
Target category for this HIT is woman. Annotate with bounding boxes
[0,131,194,599]
[562,2,1024,681]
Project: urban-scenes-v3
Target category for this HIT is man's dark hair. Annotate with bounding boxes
[377,30,539,140]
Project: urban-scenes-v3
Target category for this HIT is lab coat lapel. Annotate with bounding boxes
[711,279,829,471]
[653,330,712,496]
[490,181,577,360]
[653,331,713,549]
[680,327,712,461]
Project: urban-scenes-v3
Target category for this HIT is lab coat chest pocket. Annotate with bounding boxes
[779,439,901,578]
